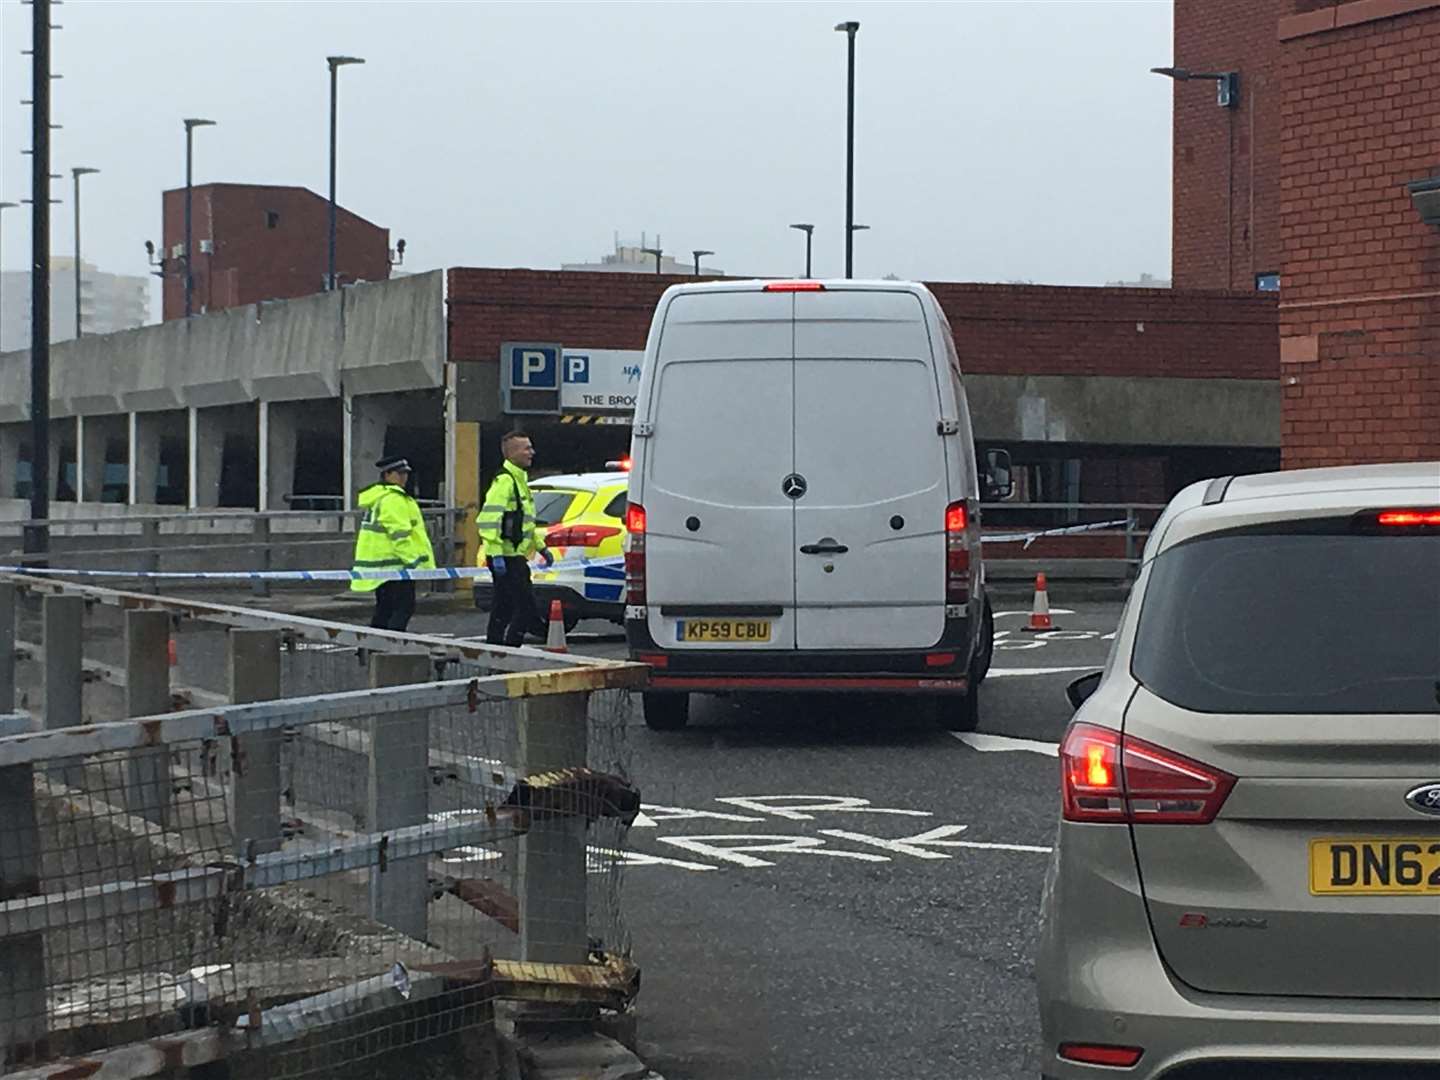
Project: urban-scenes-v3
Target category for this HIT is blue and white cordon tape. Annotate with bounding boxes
[0,520,1126,582]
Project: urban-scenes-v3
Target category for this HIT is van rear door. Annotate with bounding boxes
[641,290,798,650]
[790,289,948,651]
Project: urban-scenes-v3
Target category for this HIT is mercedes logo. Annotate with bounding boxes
[782,474,808,500]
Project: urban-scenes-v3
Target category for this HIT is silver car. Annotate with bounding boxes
[1037,463,1440,1079]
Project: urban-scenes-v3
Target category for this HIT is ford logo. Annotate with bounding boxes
[1404,783,1440,817]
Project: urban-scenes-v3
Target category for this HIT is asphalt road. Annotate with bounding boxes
[519,589,1122,1080]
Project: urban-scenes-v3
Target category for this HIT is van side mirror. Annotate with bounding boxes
[982,449,1013,501]
[1066,671,1103,711]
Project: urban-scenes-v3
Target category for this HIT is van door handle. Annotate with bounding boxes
[800,542,849,555]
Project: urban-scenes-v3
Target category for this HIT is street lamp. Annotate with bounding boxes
[789,223,815,277]
[0,201,16,347]
[692,249,713,276]
[182,118,216,319]
[1150,66,1239,108]
[70,167,98,338]
[642,247,663,274]
[849,223,869,275]
[327,55,365,292]
[834,20,860,278]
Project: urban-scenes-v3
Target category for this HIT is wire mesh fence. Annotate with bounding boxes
[0,578,644,1080]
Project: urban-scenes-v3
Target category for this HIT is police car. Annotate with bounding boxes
[472,466,629,632]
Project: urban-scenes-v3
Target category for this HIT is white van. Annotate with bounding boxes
[624,279,1005,730]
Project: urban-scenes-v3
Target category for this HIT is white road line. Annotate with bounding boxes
[937,838,1053,854]
[994,609,1076,619]
[950,731,1059,757]
[987,665,1096,677]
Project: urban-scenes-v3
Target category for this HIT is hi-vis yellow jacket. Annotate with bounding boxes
[350,483,436,592]
[477,460,548,560]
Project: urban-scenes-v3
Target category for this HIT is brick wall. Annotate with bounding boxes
[448,268,1279,381]
[1277,1,1440,466]
[1172,0,1288,290]
[162,185,390,321]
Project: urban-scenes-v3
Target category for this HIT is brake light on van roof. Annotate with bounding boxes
[1377,509,1440,527]
[763,281,826,292]
[1060,723,1235,825]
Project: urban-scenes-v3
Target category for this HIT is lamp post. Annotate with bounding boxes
[849,223,869,275]
[692,249,713,276]
[326,56,365,292]
[642,247,663,274]
[70,167,98,338]
[789,223,814,277]
[183,118,216,318]
[834,20,859,278]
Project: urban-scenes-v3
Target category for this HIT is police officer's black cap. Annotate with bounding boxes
[376,455,412,473]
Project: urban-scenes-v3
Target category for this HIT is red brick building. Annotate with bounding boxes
[1276,0,1440,466]
[1172,0,1440,466]
[1169,0,1288,291]
[160,184,391,321]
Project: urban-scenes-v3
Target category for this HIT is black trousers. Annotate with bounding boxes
[486,557,546,646]
[370,580,417,631]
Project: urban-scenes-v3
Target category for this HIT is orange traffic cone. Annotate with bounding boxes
[167,636,178,667]
[544,600,569,653]
[1023,573,1054,632]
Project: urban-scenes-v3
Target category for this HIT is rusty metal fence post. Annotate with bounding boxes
[517,691,590,964]
[125,609,173,828]
[228,629,283,857]
[367,651,432,940]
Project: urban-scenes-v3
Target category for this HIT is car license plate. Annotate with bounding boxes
[676,619,771,643]
[1309,838,1440,895]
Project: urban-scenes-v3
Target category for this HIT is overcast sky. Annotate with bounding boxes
[1,0,1174,310]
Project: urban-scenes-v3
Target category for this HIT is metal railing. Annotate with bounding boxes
[0,578,646,1079]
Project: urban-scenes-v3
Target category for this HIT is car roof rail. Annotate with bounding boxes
[1202,475,1236,505]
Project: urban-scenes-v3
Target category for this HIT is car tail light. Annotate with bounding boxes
[1060,722,1235,825]
[1058,1043,1143,1068]
[624,503,647,604]
[946,500,971,604]
[763,281,825,292]
[1377,509,1440,527]
[546,524,622,549]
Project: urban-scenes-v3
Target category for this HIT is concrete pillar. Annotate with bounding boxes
[125,609,173,827]
[518,692,590,964]
[227,630,282,857]
[257,401,269,512]
[195,409,224,509]
[0,582,15,713]
[43,596,83,731]
[187,406,199,510]
[131,412,161,505]
[79,414,111,503]
[74,416,85,504]
[350,394,390,503]
[342,391,354,512]
[0,424,21,500]
[367,651,431,941]
[265,402,300,512]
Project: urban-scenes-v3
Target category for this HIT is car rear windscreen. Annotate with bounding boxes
[1133,522,1440,714]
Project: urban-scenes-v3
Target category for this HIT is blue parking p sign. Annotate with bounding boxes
[509,345,559,390]
[501,342,564,414]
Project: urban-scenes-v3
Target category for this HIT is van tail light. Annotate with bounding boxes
[1060,723,1235,825]
[624,503,647,604]
[945,500,971,604]
[1058,1044,1144,1068]
[546,524,622,549]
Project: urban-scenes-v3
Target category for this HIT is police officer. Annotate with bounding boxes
[477,431,554,645]
[351,455,436,631]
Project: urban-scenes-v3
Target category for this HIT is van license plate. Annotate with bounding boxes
[677,619,771,643]
[1309,838,1440,895]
